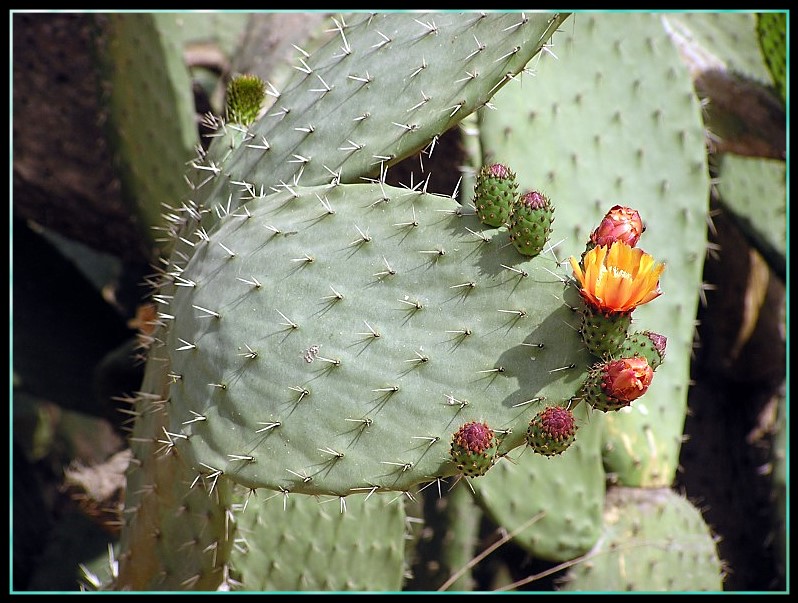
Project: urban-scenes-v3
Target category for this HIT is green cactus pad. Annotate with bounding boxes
[558,486,724,592]
[509,190,555,257]
[226,488,406,591]
[99,14,200,248]
[715,153,786,280]
[184,12,570,226]
[165,182,591,496]
[473,163,519,228]
[471,402,605,562]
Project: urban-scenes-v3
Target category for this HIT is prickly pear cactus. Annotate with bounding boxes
[558,487,724,592]
[164,182,592,496]
[183,12,570,228]
[475,12,710,489]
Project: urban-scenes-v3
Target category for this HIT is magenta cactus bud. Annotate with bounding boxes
[519,190,548,210]
[450,421,499,477]
[590,205,644,248]
[526,406,578,456]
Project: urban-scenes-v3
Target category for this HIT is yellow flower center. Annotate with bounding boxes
[570,241,665,314]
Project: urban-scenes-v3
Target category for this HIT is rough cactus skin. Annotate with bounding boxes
[225,487,406,591]
[578,305,633,361]
[508,190,554,257]
[473,163,519,227]
[166,182,591,496]
[450,421,499,477]
[526,406,578,457]
[618,330,666,370]
[558,487,724,592]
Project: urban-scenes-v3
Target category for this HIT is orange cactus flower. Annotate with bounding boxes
[569,241,665,314]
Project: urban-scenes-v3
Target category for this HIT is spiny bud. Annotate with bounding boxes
[450,421,499,477]
[225,74,266,126]
[473,163,518,228]
[581,357,654,412]
[508,190,554,258]
[526,406,578,456]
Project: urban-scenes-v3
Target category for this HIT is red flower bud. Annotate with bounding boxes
[590,205,644,248]
[600,357,654,402]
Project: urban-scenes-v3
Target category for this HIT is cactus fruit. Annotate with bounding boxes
[580,357,654,413]
[508,190,554,257]
[525,405,578,457]
[473,163,519,228]
[450,421,500,477]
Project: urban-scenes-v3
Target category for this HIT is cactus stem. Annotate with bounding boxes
[192,304,221,319]
[286,469,313,483]
[276,310,299,329]
[247,136,271,151]
[357,321,381,338]
[411,435,440,447]
[344,417,373,428]
[408,58,427,78]
[182,411,207,425]
[511,396,546,408]
[235,276,262,289]
[404,351,430,363]
[289,386,310,402]
[372,385,400,393]
[498,308,527,318]
[501,264,529,277]
[398,298,423,310]
[293,57,313,75]
[372,30,391,49]
[444,395,469,409]
[176,338,197,351]
[465,227,490,243]
[255,421,281,434]
[318,447,345,459]
[407,92,432,112]
[381,460,413,472]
